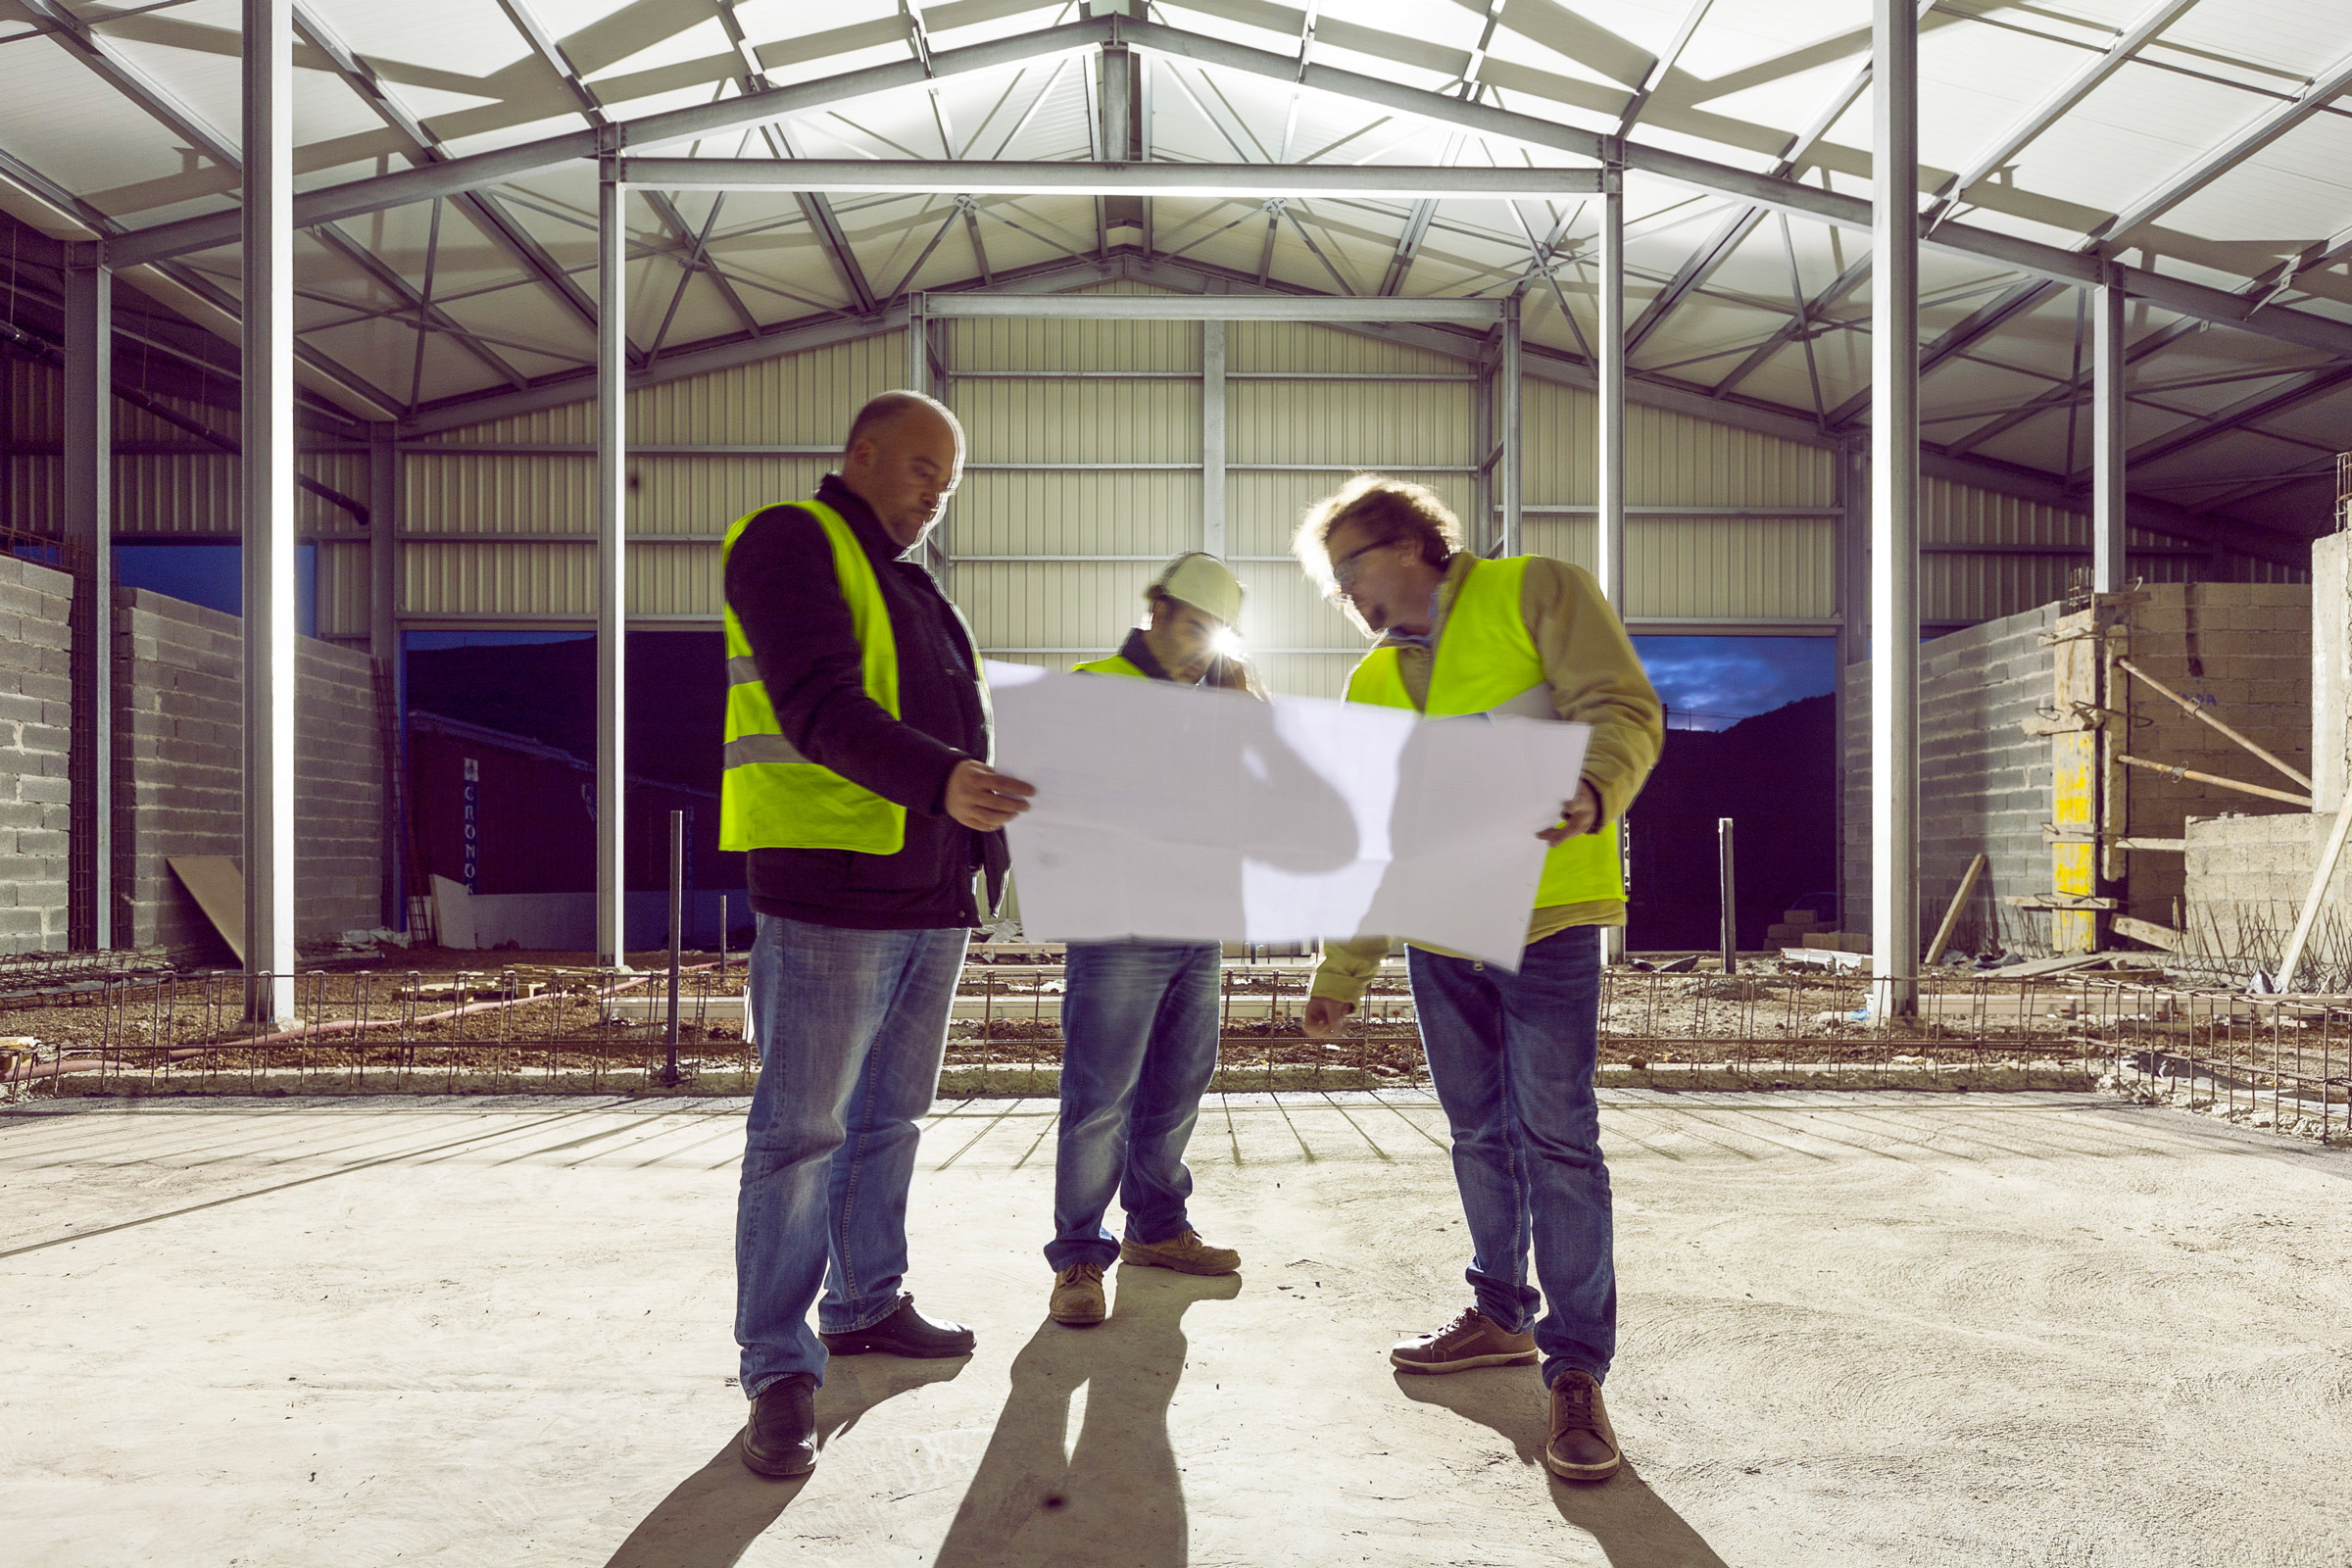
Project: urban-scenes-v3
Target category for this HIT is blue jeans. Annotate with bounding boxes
[735,914,967,1397]
[1407,924,1615,1388]
[1046,939,1223,1271]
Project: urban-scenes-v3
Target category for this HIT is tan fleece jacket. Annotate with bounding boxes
[1308,552,1664,1005]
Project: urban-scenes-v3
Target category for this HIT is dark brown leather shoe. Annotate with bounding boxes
[817,1296,976,1358]
[1390,1305,1539,1374]
[1544,1369,1622,1482]
[740,1373,817,1479]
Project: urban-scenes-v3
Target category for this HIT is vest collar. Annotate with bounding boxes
[816,473,918,564]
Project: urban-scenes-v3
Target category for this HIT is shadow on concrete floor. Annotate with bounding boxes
[933,1264,1243,1568]
[603,1356,967,1568]
[1396,1369,1729,1568]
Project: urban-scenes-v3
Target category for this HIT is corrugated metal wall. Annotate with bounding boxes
[0,297,2310,666]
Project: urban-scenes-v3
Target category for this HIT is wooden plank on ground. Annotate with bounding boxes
[167,856,244,963]
[1983,952,2116,979]
[2112,915,2184,953]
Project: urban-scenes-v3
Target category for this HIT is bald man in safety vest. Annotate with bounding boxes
[1044,553,1257,1328]
[719,391,1034,1480]
[1297,474,1661,1484]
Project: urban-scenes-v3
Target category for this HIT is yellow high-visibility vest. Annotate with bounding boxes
[1070,652,1150,679]
[1345,555,1623,907]
[718,501,905,855]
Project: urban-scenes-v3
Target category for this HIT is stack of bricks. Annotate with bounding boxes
[0,556,74,955]
[1765,907,1821,944]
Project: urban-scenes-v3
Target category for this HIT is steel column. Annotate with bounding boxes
[1596,170,1626,608]
[242,0,295,1019]
[596,173,628,966]
[2092,278,2129,593]
[1201,318,1227,558]
[368,421,400,929]
[1869,0,1920,1017]
[63,257,111,950]
[1473,362,1494,556]
[1497,294,1523,559]
[368,423,398,663]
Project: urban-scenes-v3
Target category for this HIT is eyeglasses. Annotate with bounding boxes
[1328,535,1397,601]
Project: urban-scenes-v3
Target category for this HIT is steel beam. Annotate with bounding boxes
[243,0,296,1020]
[63,258,111,951]
[1617,0,1716,136]
[65,11,2352,378]
[1927,0,2198,229]
[1825,276,2062,428]
[596,176,628,967]
[2123,360,2352,473]
[917,292,1503,322]
[1870,0,1919,1017]
[1711,249,1871,404]
[2091,280,2128,592]
[1202,318,1226,559]
[2098,45,2352,247]
[618,159,1600,198]
[1596,172,1626,607]
[107,20,1118,268]
[290,3,602,342]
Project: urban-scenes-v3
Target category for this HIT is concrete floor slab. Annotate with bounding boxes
[3,1090,2348,1568]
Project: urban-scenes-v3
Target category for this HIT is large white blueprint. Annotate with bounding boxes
[984,661,1592,969]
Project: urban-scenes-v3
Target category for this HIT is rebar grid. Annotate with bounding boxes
[0,960,2342,1139]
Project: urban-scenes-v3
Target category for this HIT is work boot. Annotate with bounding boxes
[817,1297,976,1358]
[1050,1262,1107,1326]
[1119,1228,1241,1275]
[1389,1305,1539,1374]
[1544,1369,1622,1482]
[739,1373,817,1479]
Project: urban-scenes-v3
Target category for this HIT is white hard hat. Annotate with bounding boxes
[1149,552,1243,627]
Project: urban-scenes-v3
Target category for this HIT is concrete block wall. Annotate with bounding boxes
[1843,601,2060,959]
[2308,531,2347,813]
[295,637,385,937]
[1848,584,2315,963]
[2180,813,2347,981]
[113,590,245,957]
[113,589,384,959]
[2116,583,2312,932]
[0,556,75,955]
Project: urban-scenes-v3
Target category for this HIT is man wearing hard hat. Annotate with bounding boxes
[1044,552,1255,1328]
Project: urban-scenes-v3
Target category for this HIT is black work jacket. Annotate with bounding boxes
[722,474,1008,929]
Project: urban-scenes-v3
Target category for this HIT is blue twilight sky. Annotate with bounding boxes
[1631,636,1837,731]
[115,542,318,638]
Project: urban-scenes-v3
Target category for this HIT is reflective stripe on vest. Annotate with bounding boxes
[1070,653,1150,679]
[1345,556,1623,908]
[718,500,905,855]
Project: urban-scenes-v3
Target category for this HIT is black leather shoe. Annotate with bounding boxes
[817,1296,976,1358]
[740,1373,817,1479]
